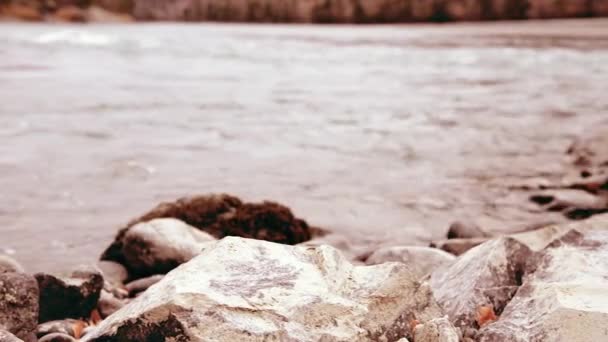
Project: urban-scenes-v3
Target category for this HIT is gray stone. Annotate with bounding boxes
[0,256,24,274]
[429,237,489,256]
[35,266,103,322]
[365,246,455,279]
[478,228,608,342]
[96,261,128,285]
[39,332,78,342]
[0,329,24,341]
[124,274,164,297]
[0,272,38,342]
[119,218,216,277]
[430,237,531,329]
[83,237,446,341]
[413,317,460,342]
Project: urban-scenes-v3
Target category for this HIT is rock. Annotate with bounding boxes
[124,274,164,297]
[0,272,39,342]
[446,220,489,239]
[478,228,608,341]
[119,218,216,277]
[413,317,460,342]
[35,267,103,323]
[38,333,78,342]
[101,194,314,268]
[85,5,133,21]
[0,255,24,274]
[0,329,24,342]
[299,233,362,262]
[96,261,128,285]
[83,237,446,341]
[54,5,87,22]
[429,237,489,256]
[37,319,83,338]
[97,290,125,318]
[594,0,608,16]
[530,189,606,212]
[1,2,42,21]
[92,0,133,13]
[429,237,532,329]
[365,246,455,279]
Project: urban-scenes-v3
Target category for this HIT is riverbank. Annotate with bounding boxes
[1,0,608,23]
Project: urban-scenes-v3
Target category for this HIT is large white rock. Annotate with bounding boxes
[84,237,447,341]
[429,237,531,329]
[478,228,608,342]
[120,218,216,276]
[365,246,455,279]
[414,316,460,342]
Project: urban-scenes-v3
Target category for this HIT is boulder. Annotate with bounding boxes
[96,261,128,286]
[53,5,87,21]
[118,218,216,277]
[413,316,460,342]
[39,333,78,342]
[429,237,489,256]
[530,189,607,219]
[83,237,446,341]
[37,319,84,338]
[97,290,126,318]
[101,194,314,267]
[36,267,103,323]
[365,246,455,279]
[478,228,608,341]
[429,237,531,329]
[0,272,39,342]
[446,220,489,239]
[0,329,24,342]
[124,274,164,296]
[0,255,24,274]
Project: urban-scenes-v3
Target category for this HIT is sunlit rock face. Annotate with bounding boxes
[83,237,448,341]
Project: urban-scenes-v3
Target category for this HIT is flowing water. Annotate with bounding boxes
[1,19,607,272]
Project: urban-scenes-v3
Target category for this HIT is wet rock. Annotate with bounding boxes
[0,272,39,342]
[39,333,78,342]
[96,261,128,286]
[101,194,314,267]
[36,267,103,322]
[0,255,24,274]
[83,237,445,341]
[446,220,489,239]
[478,228,608,341]
[0,329,23,342]
[429,237,489,256]
[413,317,460,342]
[124,274,163,297]
[365,246,455,279]
[37,319,83,338]
[97,290,125,318]
[119,218,216,277]
[429,237,532,329]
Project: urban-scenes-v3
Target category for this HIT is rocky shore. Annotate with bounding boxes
[1,0,608,22]
[1,124,608,341]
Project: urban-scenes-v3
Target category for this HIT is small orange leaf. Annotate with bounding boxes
[73,320,86,339]
[476,305,497,327]
[90,309,102,325]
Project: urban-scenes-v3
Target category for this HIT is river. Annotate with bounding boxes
[1,19,607,272]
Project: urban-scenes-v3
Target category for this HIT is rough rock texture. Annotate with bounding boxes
[429,237,532,329]
[37,319,83,338]
[365,246,455,279]
[413,317,460,342]
[478,228,608,342]
[36,267,104,323]
[119,218,215,277]
[0,255,24,274]
[0,272,39,342]
[101,194,314,268]
[84,237,446,341]
[98,290,126,318]
[0,329,24,342]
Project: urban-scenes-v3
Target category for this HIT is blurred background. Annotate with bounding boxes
[1,0,607,272]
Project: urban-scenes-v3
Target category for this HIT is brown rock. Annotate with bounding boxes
[97,290,125,318]
[124,274,163,296]
[430,237,489,256]
[38,333,77,342]
[54,5,87,22]
[0,255,24,274]
[96,261,128,286]
[0,329,24,342]
[527,0,592,18]
[2,3,42,21]
[36,319,82,338]
[35,267,103,323]
[0,272,39,342]
[446,220,489,239]
[92,0,133,13]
